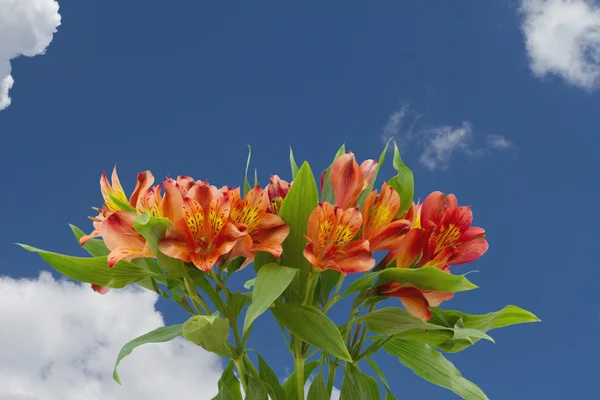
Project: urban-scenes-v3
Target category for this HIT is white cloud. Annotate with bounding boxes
[419,122,474,170]
[381,105,409,143]
[0,272,223,400]
[520,0,600,90]
[0,0,61,110]
[485,134,514,150]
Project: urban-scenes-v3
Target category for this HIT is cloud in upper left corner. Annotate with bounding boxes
[0,0,61,110]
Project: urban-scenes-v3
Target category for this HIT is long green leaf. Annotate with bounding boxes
[386,142,414,214]
[357,307,493,343]
[383,339,488,399]
[19,244,153,288]
[112,324,183,384]
[278,162,319,303]
[378,267,477,293]
[212,361,243,400]
[70,224,109,256]
[246,377,268,400]
[244,264,297,333]
[289,147,300,179]
[271,303,352,361]
[307,372,329,400]
[366,358,397,400]
[257,354,287,400]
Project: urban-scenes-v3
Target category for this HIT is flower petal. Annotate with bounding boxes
[330,152,364,208]
[162,181,183,222]
[333,207,363,248]
[129,171,155,208]
[360,159,378,189]
[333,239,375,274]
[208,192,231,238]
[395,287,432,322]
[237,186,269,232]
[190,250,221,272]
[107,247,146,267]
[450,235,489,265]
[422,290,454,307]
[395,228,427,269]
[91,284,111,295]
[158,238,192,262]
[367,219,411,252]
[100,211,145,251]
[421,191,457,226]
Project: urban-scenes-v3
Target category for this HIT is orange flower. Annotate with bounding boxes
[100,211,154,267]
[329,152,377,208]
[266,175,291,215]
[136,180,185,222]
[158,183,246,272]
[303,202,374,274]
[419,191,489,268]
[166,175,196,197]
[80,167,154,245]
[361,183,411,252]
[226,186,290,261]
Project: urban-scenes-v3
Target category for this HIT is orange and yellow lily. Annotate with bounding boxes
[100,211,154,267]
[303,202,374,274]
[158,183,246,272]
[328,152,377,209]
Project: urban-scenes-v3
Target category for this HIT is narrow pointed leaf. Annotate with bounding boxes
[212,361,243,400]
[246,377,268,400]
[383,339,488,399]
[244,264,297,333]
[271,303,352,361]
[112,324,183,384]
[289,147,300,178]
[366,358,397,400]
[19,244,153,288]
[257,354,287,400]
[70,224,109,256]
[386,142,414,213]
[378,267,477,293]
[307,372,329,400]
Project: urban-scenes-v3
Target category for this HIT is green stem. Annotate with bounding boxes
[183,277,210,314]
[353,304,375,358]
[243,354,260,378]
[323,274,345,313]
[233,357,249,393]
[326,361,338,396]
[294,346,305,400]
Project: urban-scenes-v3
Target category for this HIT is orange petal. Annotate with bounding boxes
[362,183,400,237]
[303,241,324,269]
[225,187,244,225]
[367,219,411,252]
[360,159,378,189]
[182,197,205,244]
[187,182,220,211]
[395,228,427,269]
[100,211,145,252]
[237,186,269,231]
[332,207,363,248]
[190,250,221,272]
[312,202,337,258]
[91,284,111,295]
[395,287,432,322]
[107,247,146,267]
[333,239,375,274]
[422,290,454,307]
[162,181,183,222]
[214,222,246,255]
[330,152,364,209]
[79,228,101,245]
[450,234,488,265]
[129,171,155,208]
[158,238,192,262]
[208,192,231,238]
[100,166,128,212]
[421,192,457,226]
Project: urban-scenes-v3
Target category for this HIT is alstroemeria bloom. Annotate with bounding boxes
[158,184,246,272]
[361,183,411,252]
[419,191,489,268]
[303,202,374,274]
[80,167,154,245]
[377,267,455,322]
[329,152,377,209]
[136,180,184,222]
[166,175,196,197]
[100,211,154,267]
[227,186,290,260]
[266,175,291,214]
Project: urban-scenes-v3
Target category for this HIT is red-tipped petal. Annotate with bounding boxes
[334,239,375,274]
[91,284,111,295]
[330,152,364,209]
[190,250,221,272]
[158,238,192,262]
[107,247,146,267]
[395,228,427,269]
[100,211,145,251]
[450,235,489,265]
[421,192,458,226]
[395,287,432,322]
[367,219,411,252]
[130,171,155,207]
[360,159,378,189]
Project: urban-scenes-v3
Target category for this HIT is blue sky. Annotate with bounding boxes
[1,1,599,399]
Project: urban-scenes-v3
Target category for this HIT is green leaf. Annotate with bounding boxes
[340,365,363,400]
[383,339,488,399]
[357,307,493,343]
[182,314,231,356]
[212,361,243,400]
[278,162,319,303]
[244,278,256,289]
[386,142,414,214]
[244,264,297,333]
[282,360,319,400]
[112,324,183,384]
[320,144,346,204]
[254,168,259,188]
[244,145,252,197]
[108,194,137,212]
[257,354,287,400]
[19,244,153,288]
[356,139,392,209]
[289,147,300,179]
[231,292,252,317]
[378,267,478,293]
[223,257,246,275]
[245,377,268,400]
[133,213,187,277]
[366,358,397,400]
[307,372,329,400]
[271,303,352,361]
[339,273,378,299]
[359,372,381,400]
[315,270,342,307]
[70,224,109,257]
[253,252,278,272]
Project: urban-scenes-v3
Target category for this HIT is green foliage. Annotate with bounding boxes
[386,142,414,213]
[182,314,231,357]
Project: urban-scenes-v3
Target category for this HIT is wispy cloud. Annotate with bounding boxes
[0,0,61,110]
[519,0,600,91]
[380,105,513,171]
